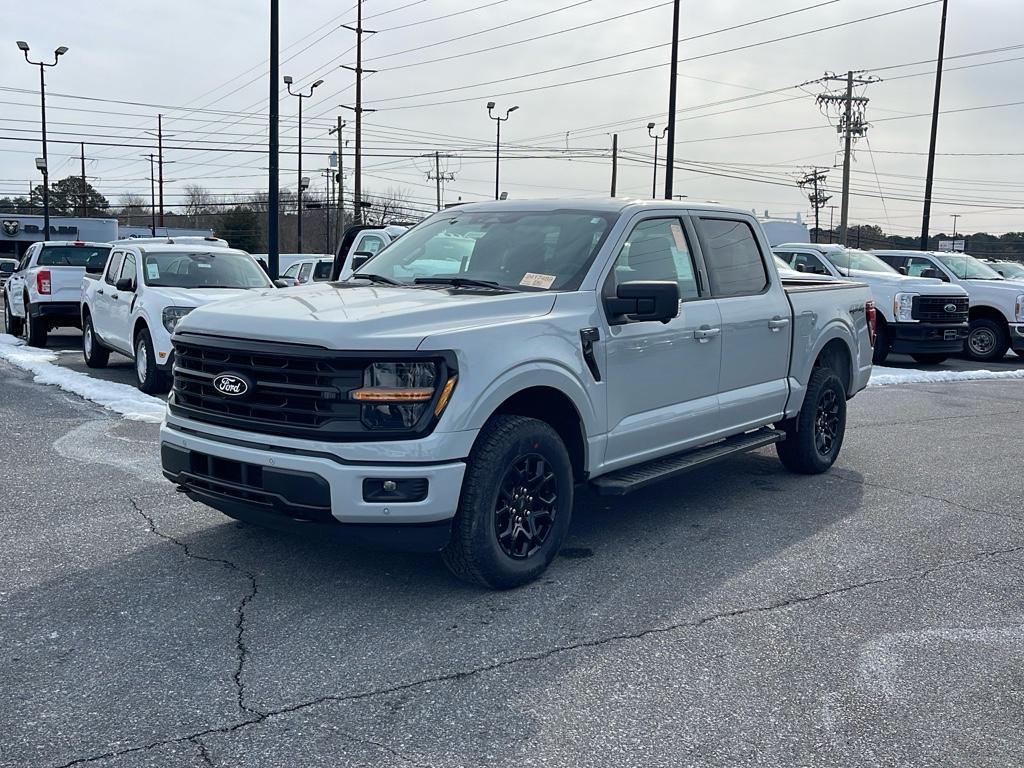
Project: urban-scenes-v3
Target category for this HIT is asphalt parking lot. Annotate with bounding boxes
[2,337,1023,767]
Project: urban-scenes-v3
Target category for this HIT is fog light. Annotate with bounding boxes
[363,478,428,502]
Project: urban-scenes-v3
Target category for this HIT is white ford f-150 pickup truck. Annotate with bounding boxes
[3,240,111,346]
[874,250,1024,361]
[160,200,875,588]
[81,241,276,392]
[774,243,969,365]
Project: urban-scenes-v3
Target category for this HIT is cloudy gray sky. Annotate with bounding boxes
[2,0,1023,234]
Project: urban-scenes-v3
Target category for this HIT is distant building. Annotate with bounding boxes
[0,215,118,257]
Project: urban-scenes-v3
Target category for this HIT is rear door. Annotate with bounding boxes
[694,216,792,430]
[92,250,124,345]
[602,214,723,468]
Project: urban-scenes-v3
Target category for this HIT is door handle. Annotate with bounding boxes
[694,326,721,342]
[768,317,790,331]
[110,294,119,300]
[96,289,104,295]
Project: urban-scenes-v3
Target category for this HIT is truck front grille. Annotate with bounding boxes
[912,296,968,323]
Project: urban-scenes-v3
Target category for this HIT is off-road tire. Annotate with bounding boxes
[776,367,847,475]
[442,415,573,589]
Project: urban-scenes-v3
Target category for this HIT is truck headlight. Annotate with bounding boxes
[1015,294,1024,323]
[893,292,917,323]
[162,306,194,333]
[352,361,456,429]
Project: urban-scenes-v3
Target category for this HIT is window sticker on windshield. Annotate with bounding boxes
[669,222,687,251]
[146,262,160,280]
[196,262,212,269]
[520,272,556,289]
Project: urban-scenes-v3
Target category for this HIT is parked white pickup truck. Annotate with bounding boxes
[874,250,1024,361]
[81,242,275,392]
[3,241,111,346]
[774,243,969,365]
[161,200,875,588]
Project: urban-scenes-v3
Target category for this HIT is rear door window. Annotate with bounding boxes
[697,218,768,297]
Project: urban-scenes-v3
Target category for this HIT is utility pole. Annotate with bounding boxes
[610,133,618,197]
[816,71,878,246]
[797,167,830,244]
[425,151,455,211]
[663,0,681,199]
[329,117,346,241]
[79,142,86,216]
[828,205,837,243]
[143,153,156,236]
[951,213,960,238]
[268,0,280,278]
[145,115,171,227]
[920,0,949,250]
[342,0,376,224]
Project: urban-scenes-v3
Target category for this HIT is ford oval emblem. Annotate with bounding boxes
[212,373,250,397]
[944,303,958,313]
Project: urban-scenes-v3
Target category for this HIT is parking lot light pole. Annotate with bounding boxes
[487,102,518,201]
[647,122,667,199]
[18,41,68,239]
[285,76,323,253]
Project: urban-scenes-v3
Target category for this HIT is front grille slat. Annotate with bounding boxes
[912,296,969,323]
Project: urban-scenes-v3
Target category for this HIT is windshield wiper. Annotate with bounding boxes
[349,273,403,286]
[413,276,514,290]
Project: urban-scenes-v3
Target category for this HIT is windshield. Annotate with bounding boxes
[353,209,618,291]
[934,252,1002,280]
[143,251,272,289]
[992,261,1024,279]
[38,245,111,267]
[820,248,898,274]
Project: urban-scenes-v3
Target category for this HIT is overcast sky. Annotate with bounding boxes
[2,0,1023,234]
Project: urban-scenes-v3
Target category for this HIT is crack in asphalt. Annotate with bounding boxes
[128,498,263,720]
[48,540,1024,768]
[189,737,214,767]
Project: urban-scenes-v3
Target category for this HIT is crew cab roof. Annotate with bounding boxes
[444,197,755,217]
[35,240,112,248]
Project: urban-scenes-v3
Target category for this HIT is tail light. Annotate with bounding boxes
[865,300,877,347]
[37,270,51,295]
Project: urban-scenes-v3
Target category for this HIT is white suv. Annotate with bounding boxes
[80,242,276,392]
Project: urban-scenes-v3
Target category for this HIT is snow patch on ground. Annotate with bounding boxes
[869,365,1024,387]
[0,334,166,422]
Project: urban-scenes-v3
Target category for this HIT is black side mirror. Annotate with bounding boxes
[115,277,135,292]
[897,266,907,275]
[273,279,289,288]
[605,281,679,324]
[350,251,375,271]
[997,270,1006,277]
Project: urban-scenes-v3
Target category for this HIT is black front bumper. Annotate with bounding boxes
[161,443,452,552]
[890,322,968,354]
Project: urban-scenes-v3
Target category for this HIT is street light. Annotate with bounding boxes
[487,102,518,201]
[18,41,68,239]
[647,122,667,200]
[285,76,323,253]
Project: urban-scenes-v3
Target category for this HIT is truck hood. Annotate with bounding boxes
[175,282,558,350]
[845,269,965,295]
[152,286,274,308]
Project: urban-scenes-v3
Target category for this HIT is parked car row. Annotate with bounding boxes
[774,244,1024,363]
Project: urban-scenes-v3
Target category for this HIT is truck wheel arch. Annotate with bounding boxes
[815,337,853,394]
[461,365,597,482]
[969,304,1009,327]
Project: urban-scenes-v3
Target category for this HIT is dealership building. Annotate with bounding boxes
[0,214,213,257]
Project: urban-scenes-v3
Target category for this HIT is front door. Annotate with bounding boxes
[694,216,792,430]
[108,252,137,351]
[602,215,722,470]
[91,250,124,344]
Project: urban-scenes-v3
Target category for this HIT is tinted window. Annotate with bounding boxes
[313,260,333,280]
[104,252,124,285]
[0,260,15,274]
[38,245,111,267]
[699,218,768,297]
[610,218,700,300]
[119,253,137,286]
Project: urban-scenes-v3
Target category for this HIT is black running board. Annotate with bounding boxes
[591,427,785,496]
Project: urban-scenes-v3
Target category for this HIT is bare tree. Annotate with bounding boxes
[116,192,151,226]
[365,186,417,226]
[183,184,215,227]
